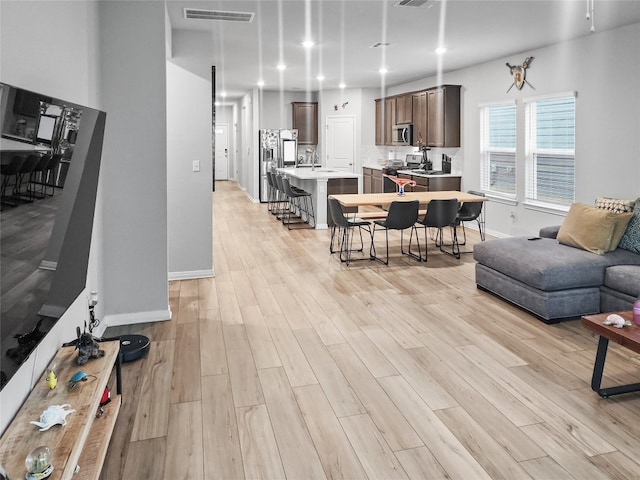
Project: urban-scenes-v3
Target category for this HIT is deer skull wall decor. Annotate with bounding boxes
[506,56,535,93]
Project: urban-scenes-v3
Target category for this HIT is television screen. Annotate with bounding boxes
[36,114,56,144]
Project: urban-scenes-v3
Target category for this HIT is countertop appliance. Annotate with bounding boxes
[259,128,298,202]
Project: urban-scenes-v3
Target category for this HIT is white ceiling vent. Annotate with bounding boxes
[394,0,435,7]
[183,8,255,22]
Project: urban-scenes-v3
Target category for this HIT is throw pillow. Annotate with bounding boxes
[595,197,636,213]
[608,212,633,251]
[557,203,617,255]
[618,198,640,254]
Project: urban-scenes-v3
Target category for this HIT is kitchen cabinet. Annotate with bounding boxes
[372,168,382,193]
[412,92,427,147]
[384,97,396,146]
[375,100,384,146]
[363,167,384,193]
[292,102,318,145]
[395,94,413,124]
[427,85,460,148]
[413,175,429,192]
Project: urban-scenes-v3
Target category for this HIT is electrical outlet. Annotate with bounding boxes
[192,160,200,172]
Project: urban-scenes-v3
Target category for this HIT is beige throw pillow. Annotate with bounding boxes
[557,203,618,255]
[608,212,633,251]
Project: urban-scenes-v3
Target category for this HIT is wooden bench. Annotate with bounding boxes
[0,341,121,480]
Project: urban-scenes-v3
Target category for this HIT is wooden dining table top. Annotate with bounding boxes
[329,190,486,208]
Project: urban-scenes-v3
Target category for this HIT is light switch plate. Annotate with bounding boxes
[192,160,200,172]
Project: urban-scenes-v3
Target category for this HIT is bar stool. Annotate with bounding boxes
[1,155,26,208]
[282,177,314,229]
[28,153,52,200]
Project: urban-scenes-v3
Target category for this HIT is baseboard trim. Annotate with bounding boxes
[104,309,172,327]
[168,269,214,281]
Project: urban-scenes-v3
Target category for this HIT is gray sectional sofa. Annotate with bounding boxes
[473,223,640,323]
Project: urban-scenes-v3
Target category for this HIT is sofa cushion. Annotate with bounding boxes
[603,265,640,298]
[474,237,640,291]
[609,212,634,251]
[595,197,636,213]
[557,203,617,255]
[618,199,640,254]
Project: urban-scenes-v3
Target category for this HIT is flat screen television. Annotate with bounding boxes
[0,84,105,390]
[35,114,56,144]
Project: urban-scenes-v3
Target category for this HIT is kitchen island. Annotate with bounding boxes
[277,167,360,229]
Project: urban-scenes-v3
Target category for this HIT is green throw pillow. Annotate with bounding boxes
[618,199,640,254]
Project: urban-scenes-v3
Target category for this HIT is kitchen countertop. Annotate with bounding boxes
[397,169,461,178]
[278,167,360,180]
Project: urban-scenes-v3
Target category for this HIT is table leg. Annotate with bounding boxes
[591,335,640,398]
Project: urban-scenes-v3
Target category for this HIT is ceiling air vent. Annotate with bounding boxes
[370,42,390,48]
[183,8,255,22]
[394,0,435,7]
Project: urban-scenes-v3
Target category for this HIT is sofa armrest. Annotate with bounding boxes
[539,225,561,239]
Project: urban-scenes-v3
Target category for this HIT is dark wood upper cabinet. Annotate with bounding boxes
[384,97,396,145]
[427,85,460,148]
[395,94,413,124]
[292,102,318,145]
[412,92,427,147]
[375,99,384,146]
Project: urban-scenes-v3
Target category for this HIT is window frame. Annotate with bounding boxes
[523,91,576,211]
[479,100,517,200]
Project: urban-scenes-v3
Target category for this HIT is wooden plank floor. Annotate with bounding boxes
[100,181,640,479]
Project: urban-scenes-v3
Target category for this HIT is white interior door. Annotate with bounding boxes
[326,116,355,172]
[215,124,229,180]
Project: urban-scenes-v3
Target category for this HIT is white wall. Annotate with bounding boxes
[166,61,214,279]
[385,23,640,237]
[98,1,170,325]
[0,0,102,433]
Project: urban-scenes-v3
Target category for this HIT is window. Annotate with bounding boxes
[524,93,575,208]
[480,102,516,198]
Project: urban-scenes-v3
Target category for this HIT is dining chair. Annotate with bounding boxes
[328,197,372,265]
[456,190,485,246]
[370,200,420,265]
[416,198,460,262]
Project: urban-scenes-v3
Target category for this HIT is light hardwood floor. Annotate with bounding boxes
[100,181,640,479]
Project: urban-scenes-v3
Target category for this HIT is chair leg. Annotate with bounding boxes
[407,225,421,261]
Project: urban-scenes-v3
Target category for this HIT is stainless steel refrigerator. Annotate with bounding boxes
[259,129,298,202]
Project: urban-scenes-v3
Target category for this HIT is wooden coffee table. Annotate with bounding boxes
[581,311,640,398]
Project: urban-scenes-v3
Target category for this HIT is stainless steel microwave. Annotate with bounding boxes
[392,124,412,145]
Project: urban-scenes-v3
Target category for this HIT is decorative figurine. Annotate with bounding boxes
[76,331,105,365]
[30,404,76,431]
[506,56,534,93]
[45,370,57,390]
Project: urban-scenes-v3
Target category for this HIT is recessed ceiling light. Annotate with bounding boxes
[339,82,346,89]
[302,40,315,48]
[257,80,265,87]
[317,75,325,81]
[435,47,447,55]
[277,64,286,71]
[220,91,227,98]
[379,67,388,74]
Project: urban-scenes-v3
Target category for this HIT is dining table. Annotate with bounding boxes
[329,190,486,209]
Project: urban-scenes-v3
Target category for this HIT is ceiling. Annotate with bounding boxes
[166,0,640,100]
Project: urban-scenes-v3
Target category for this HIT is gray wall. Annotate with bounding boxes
[0,0,170,432]
[386,23,640,237]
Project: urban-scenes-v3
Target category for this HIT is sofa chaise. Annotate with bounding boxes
[473,198,640,323]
